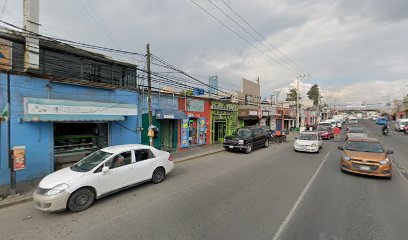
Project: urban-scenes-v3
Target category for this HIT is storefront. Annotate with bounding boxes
[0,74,140,185]
[141,93,184,151]
[238,107,262,127]
[178,97,211,149]
[210,101,238,143]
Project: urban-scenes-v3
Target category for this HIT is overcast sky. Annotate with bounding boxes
[1,0,408,105]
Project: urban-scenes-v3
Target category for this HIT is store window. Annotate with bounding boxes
[54,123,109,170]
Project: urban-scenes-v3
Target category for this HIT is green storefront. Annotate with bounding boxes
[210,101,239,144]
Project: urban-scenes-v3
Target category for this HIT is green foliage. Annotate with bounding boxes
[307,84,320,106]
[286,88,298,102]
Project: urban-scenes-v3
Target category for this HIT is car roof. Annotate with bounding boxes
[101,144,156,154]
[347,137,379,143]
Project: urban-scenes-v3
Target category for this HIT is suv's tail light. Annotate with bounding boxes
[168,154,173,161]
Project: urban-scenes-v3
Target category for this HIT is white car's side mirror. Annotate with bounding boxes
[102,166,109,174]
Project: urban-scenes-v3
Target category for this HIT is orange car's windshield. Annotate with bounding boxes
[345,141,384,153]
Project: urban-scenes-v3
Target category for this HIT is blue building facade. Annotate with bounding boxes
[0,73,140,186]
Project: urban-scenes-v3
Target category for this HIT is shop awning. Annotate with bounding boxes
[23,115,125,122]
[23,97,137,122]
[156,111,186,119]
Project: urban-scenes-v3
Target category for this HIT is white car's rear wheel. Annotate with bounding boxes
[152,167,165,184]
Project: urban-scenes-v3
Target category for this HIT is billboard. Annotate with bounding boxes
[208,75,218,95]
[0,38,12,70]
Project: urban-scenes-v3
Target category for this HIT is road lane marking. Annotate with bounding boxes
[272,151,331,240]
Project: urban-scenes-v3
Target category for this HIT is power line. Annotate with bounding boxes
[188,0,298,74]
[218,0,310,76]
[190,0,309,76]
[206,0,306,76]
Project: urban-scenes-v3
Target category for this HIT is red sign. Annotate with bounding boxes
[257,108,263,119]
[12,146,26,170]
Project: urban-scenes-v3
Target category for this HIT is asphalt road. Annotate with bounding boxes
[0,120,408,240]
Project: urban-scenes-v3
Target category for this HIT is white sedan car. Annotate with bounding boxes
[33,144,174,212]
[294,131,323,153]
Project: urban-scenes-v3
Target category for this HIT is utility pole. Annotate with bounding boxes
[7,72,16,195]
[146,44,153,147]
[296,76,300,129]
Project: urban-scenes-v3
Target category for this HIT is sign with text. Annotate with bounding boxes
[208,76,218,95]
[187,99,204,112]
[24,98,137,116]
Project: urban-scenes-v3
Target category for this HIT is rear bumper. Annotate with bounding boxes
[340,160,392,177]
[294,146,319,152]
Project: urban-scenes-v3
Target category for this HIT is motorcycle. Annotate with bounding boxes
[382,126,389,136]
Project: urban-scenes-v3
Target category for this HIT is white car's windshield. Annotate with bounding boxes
[298,134,317,140]
[70,150,112,172]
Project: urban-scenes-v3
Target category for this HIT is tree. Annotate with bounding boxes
[307,84,320,106]
[286,88,298,102]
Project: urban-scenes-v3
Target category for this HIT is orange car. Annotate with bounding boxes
[338,137,393,179]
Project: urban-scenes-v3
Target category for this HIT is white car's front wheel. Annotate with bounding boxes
[67,188,95,212]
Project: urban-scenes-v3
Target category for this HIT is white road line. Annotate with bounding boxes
[272,151,331,240]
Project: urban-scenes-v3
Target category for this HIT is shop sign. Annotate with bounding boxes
[12,146,26,170]
[187,99,204,112]
[262,111,269,117]
[0,38,12,70]
[24,98,137,116]
[211,102,237,112]
[249,111,258,116]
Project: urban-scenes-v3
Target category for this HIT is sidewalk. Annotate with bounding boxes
[173,143,225,163]
[0,180,38,209]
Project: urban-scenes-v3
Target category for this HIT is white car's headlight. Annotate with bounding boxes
[342,153,351,161]
[379,158,389,165]
[238,140,244,145]
[45,183,69,196]
[311,143,317,147]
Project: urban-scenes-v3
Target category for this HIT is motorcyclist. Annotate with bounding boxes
[382,122,389,132]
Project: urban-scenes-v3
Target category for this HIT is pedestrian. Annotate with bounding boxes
[333,125,341,142]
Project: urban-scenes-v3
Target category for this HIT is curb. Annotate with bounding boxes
[0,195,33,209]
[174,149,225,163]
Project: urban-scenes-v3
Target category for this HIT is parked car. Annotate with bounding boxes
[376,117,387,125]
[338,137,393,179]
[33,144,174,212]
[294,131,322,153]
[346,125,368,140]
[316,125,333,140]
[393,119,408,132]
[348,117,358,124]
[224,126,270,153]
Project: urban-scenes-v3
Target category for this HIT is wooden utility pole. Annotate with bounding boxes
[146,44,153,147]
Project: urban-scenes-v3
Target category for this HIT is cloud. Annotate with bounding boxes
[0,0,407,104]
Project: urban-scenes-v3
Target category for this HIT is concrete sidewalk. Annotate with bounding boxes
[0,180,37,209]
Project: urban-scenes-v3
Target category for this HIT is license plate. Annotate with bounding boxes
[229,146,233,149]
[359,165,371,171]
